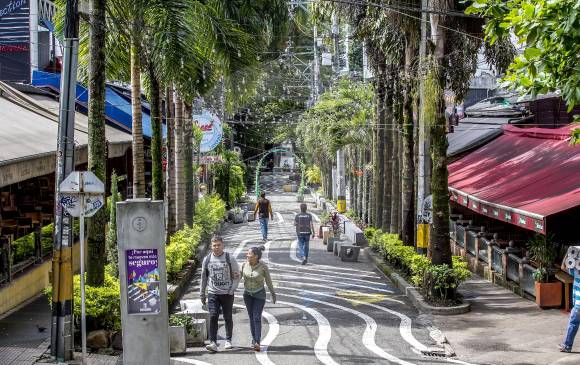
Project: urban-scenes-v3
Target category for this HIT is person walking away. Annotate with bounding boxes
[200,235,241,352]
[254,192,273,241]
[559,255,580,352]
[294,203,315,265]
[242,246,276,352]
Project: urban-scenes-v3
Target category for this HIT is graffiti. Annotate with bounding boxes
[59,195,78,209]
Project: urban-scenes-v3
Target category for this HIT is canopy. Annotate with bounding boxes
[448,124,580,234]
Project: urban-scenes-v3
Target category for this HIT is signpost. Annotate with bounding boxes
[59,171,104,365]
[193,109,223,153]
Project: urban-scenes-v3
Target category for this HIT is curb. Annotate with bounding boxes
[366,250,471,316]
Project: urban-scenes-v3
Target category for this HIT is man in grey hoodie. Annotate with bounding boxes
[200,235,241,352]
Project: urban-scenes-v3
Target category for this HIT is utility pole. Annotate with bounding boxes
[331,12,340,75]
[417,0,431,251]
[51,0,79,361]
[312,24,320,102]
[344,24,350,74]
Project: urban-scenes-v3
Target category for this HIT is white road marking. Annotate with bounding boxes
[278,292,416,365]
[233,303,279,365]
[273,280,404,305]
[311,212,320,223]
[171,358,213,365]
[274,262,382,279]
[279,287,429,353]
[269,267,389,288]
[290,239,301,263]
[445,358,479,365]
[270,273,395,294]
[269,257,378,275]
[275,212,284,223]
[233,237,262,259]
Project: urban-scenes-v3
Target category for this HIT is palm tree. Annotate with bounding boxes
[86,0,107,286]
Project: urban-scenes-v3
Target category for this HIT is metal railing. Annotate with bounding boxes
[479,238,490,263]
[466,231,477,256]
[507,254,522,284]
[449,220,456,240]
[492,246,504,274]
[455,225,465,247]
[522,264,537,296]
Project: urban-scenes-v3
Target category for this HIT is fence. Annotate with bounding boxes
[507,254,522,284]
[492,246,504,274]
[522,264,537,296]
[449,220,456,240]
[466,231,477,256]
[455,225,465,248]
[479,237,490,263]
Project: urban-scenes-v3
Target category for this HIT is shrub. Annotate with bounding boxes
[306,165,322,185]
[194,194,226,238]
[12,222,80,265]
[45,272,121,331]
[423,257,471,300]
[166,224,203,280]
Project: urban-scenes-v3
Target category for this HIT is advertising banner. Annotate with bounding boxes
[193,109,223,153]
[126,248,161,315]
[0,0,30,82]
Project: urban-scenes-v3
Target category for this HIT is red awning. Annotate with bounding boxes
[448,124,580,234]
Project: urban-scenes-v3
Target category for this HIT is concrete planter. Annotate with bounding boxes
[535,281,562,308]
[290,184,298,192]
[296,195,304,202]
[327,237,335,252]
[283,184,293,192]
[233,213,244,224]
[246,211,256,222]
[169,326,187,354]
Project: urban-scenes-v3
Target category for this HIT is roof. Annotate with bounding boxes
[447,116,516,157]
[448,124,580,234]
[0,83,132,167]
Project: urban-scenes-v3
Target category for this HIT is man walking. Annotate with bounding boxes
[200,235,241,352]
[559,255,580,353]
[254,192,273,241]
[294,203,315,265]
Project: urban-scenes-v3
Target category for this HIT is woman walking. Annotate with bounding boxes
[242,246,276,351]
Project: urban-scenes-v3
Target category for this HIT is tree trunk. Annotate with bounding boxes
[148,67,163,201]
[183,102,194,226]
[366,149,373,224]
[165,85,176,240]
[427,12,451,266]
[356,147,363,217]
[174,92,185,230]
[86,0,107,286]
[373,61,386,228]
[390,73,401,235]
[382,67,394,231]
[130,31,145,198]
[402,41,416,246]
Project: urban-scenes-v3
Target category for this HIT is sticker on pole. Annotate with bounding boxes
[193,110,223,153]
[60,194,104,217]
[126,249,161,315]
[59,171,105,217]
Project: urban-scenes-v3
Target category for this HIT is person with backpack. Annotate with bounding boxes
[200,235,241,352]
[241,246,276,352]
[254,192,273,241]
[294,203,315,265]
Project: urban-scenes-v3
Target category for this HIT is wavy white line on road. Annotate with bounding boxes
[279,286,429,353]
[275,212,284,223]
[269,266,390,288]
[261,237,295,263]
[290,239,301,263]
[233,237,262,259]
[269,257,378,275]
[444,358,479,365]
[233,303,279,365]
[171,358,213,365]
[311,212,320,223]
[275,257,381,279]
[278,292,416,365]
[270,273,395,294]
[273,279,405,305]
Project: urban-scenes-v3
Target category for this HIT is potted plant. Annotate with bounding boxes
[528,235,562,308]
[297,186,305,202]
[318,212,330,238]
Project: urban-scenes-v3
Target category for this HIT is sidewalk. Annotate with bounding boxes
[431,276,580,365]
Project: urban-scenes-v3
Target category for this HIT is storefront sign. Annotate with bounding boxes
[126,249,161,315]
[200,155,223,164]
[0,0,30,82]
[193,110,223,153]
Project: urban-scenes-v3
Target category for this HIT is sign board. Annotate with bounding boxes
[60,171,105,194]
[59,171,105,217]
[200,155,223,164]
[126,249,161,314]
[321,52,332,66]
[0,0,31,82]
[193,109,223,153]
[60,194,104,218]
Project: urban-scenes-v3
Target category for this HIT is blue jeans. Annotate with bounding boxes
[259,218,269,239]
[243,292,266,343]
[297,233,310,259]
[563,305,580,350]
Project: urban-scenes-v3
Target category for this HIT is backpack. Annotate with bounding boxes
[203,252,233,280]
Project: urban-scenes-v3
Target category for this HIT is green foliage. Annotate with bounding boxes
[106,171,121,278]
[166,224,203,280]
[367,228,471,289]
[320,211,330,225]
[11,222,80,265]
[306,165,322,185]
[45,272,121,331]
[527,234,557,282]
[194,194,226,238]
[213,151,246,207]
[169,313,199,337]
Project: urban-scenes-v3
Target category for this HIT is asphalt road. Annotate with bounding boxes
[174,174,465,365]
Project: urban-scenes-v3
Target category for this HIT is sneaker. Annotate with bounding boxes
[206,342,218,353]
[253,342,261,352]
[302,257,308,265]
[224,340,232,349]
[558,344,571,353]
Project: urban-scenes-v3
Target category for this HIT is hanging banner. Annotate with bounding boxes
[193,109,223,153]
[0,0,31,82]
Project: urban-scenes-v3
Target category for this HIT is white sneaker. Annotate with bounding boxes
[206,342,218,353]
[224,340,233,349]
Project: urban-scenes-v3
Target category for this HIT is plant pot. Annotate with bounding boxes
[233,213,244,224]
[535,281,562,308]
[246,211,256,222]
[296,195,304,202]
[227,211,234,222]
[318,225,324,239]
[169,326,187,354]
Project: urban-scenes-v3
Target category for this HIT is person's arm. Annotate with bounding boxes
[199,257,208,304]
[269,202,273,220]
[561,257,567,272]
[264,265,276,304]
[310,219,315,238]
[254,202,259,216]
[230,259,241,295]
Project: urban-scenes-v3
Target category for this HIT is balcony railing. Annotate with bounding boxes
[522,264,537,297]
[479,237,490,263]
[492,246,504,274]
[466,231,477,256]
[456,225,465,248]
[507,254,522,284]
